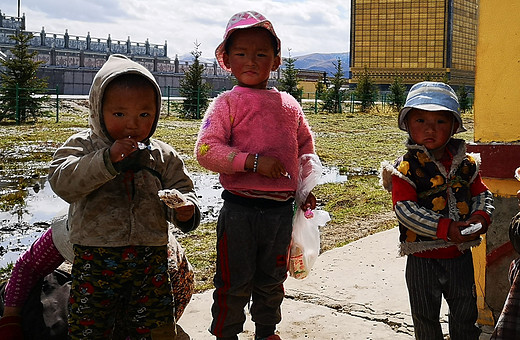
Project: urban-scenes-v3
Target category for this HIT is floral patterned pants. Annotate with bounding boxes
[69,245,175,340]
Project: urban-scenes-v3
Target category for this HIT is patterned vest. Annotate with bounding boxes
[396,139,478,244]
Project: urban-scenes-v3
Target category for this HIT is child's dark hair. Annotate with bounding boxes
[224,27,279,56]
[104,73,156,97]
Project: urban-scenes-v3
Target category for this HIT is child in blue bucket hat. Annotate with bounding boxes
[381,81,495,339]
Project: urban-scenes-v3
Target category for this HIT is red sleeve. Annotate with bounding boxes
[391,175,417,206]
[437,218,452,240]
[470,173,489,196]
[472,210,492,226]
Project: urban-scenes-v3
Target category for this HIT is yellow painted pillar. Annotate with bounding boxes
[470,0,520,324]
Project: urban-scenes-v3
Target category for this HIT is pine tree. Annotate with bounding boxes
[354,66,378,113]
[0,30,48,123]
[279,50,301,101]
[456,84,471,113]
[321,58,346,113]
[387,77,407,112]
[179,42,211,119]
[315,78,326,99]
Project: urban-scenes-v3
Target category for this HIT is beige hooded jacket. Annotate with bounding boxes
[48,54,200,247]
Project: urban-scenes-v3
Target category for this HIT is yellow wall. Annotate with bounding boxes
[483,178,520,198]
[300,81,317,100]
[474,1,520,142]
[473,0,520,324]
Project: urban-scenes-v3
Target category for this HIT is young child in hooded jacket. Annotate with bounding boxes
[47,54,200,339]
[381,81,494,340]
[195,10,316,340]
[0,215,195,340]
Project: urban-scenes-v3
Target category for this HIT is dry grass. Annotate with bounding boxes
[0,100,475,292]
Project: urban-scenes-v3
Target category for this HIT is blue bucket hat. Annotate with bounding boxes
[398,81,465,133]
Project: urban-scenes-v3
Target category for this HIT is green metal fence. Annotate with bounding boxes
[301,90,473,115]
[0,84,475,123]
[300,90,351,114]
[162,85,218,119]
[1,85,60,124]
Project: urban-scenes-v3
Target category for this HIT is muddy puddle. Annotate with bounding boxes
[0,167,347,267]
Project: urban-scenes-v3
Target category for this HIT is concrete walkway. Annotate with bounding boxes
[176,227,495,339]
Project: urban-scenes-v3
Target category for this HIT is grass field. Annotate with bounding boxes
[0,100,475,291]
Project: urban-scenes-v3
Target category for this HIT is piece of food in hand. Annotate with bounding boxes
[137,142,152,150]
[461,222,483,235]
[158,189,188,208]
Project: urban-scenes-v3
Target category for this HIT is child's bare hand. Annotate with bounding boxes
[465,214,488,235]
[256,155,288,179]
[110,136,138,163]
[448,220,479,243]
[301,192,316,211]
[175,201,195,222]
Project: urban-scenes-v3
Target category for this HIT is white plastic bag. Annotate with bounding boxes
[289,154,331,279]
[294,154,322,205]
[289,208,330,279]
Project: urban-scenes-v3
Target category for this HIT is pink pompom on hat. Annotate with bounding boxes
[215,10,281,72]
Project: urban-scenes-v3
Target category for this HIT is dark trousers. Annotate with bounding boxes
[405,251,480,340]
[210,199,293,338]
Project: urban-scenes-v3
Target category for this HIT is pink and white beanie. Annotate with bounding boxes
[215,10,281,72]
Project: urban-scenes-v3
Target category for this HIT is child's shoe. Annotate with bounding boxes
[0,315,23,340]
[256,335,282,340]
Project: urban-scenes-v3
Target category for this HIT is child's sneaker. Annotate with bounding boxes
[256,335,281,340]
[0,315,23,339]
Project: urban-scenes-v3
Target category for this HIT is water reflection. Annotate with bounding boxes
[319,166,349,184]
[0,177,69,225]
[0,166,348,267]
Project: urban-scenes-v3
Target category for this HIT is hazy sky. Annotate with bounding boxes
[2,0,350,59]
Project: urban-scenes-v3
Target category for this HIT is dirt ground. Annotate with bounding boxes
[319,211,397,253]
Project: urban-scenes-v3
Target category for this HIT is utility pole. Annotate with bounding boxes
[17,0,25,30]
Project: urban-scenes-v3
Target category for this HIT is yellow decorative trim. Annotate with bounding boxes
[482,178,520,197]
[472,234,494,325]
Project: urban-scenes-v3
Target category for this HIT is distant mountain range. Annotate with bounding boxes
[178,52,350,77]
[289,52,350,77]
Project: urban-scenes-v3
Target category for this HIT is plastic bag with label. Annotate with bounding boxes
[289,154,331,279]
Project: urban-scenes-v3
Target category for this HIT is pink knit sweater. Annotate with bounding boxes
[195,86,315,193]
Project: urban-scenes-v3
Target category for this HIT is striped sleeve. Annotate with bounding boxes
[395,200,443,238]
[471,189,495,218]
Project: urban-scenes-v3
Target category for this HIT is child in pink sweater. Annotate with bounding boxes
[195,11,316,340]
